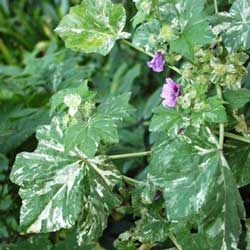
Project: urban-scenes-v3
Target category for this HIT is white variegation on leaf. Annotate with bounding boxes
[147,127,244,249]
[216,0,250,52]
[10,117,121,247]
[55,0,130,56]
[64,94,81,116]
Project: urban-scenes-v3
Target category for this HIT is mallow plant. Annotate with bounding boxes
[9,0,250,249]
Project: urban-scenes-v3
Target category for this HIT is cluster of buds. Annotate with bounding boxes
[182,47,248,89]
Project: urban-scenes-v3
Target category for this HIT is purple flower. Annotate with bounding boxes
[147,52,165,72]
[160,78,181,107]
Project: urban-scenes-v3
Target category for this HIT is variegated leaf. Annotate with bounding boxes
[147,127,244,249]
[55,0,130,56]
[10,117,121,247]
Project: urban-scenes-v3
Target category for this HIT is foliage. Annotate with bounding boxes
[1,0,250,249]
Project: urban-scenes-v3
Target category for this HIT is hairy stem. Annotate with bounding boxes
[216,85,224,150]
[108,151,151,160]
[168,232,183,250]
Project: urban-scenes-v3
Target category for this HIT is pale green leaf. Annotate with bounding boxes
[55,0,130,56]
[132,20,161,52]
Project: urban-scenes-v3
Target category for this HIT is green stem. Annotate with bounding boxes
[169,65,182,75]
[121,39,154,57]
[168,233,183,250]
[108,151,151,160]
[122,175,141,185]
[223,132,250,144]
[214,0,218,13]
[216,85,224,150]
[121,39,183,76]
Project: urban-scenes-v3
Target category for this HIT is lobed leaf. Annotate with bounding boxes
[147,127,244,249]
[218,0,250,52]
[10,117,121,247]
[55,0,130,55]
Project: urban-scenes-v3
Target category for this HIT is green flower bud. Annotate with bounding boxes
[159,24,176,41]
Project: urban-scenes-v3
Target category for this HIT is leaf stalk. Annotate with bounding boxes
[108,151,151,160]
[216,85,224,150]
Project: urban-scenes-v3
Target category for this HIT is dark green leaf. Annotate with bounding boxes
[149,106,189,136]
[148,127,244,248]
[224,88,250,109]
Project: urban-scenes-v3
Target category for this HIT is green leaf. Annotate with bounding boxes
[55,0,130,56]
[76,161,120,246]
[132,20,161,52]
[225,141,250,187]
[114,231,138,250]
[169,0,213,60]
[148,127,244,248]
[64,114,119,157]
[203,96,227,123]
[96,93,134,121]
[10,117,121,247]
[0,107,49,154]
[134,214,169,243]
[50,82,95,115]
[143,88,161,120]
[218,0,250,52]
[149,106,189,136]
[132,0,153,27]
[0,235,52,250]
[224,88,250,109]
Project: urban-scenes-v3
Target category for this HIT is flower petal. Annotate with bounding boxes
[160,84,175,98]
[162,95,177,107]
[147,52,164,72]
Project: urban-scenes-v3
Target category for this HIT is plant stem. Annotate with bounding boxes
[220,131,250,144]
[121,39,154,57]
[214,0,218,13]
[122,175,141,185]
[168,233,183,250]
[121,39,183,76]
[108,151,151,160]
[216,85,224,150]
[169,65,182,75]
